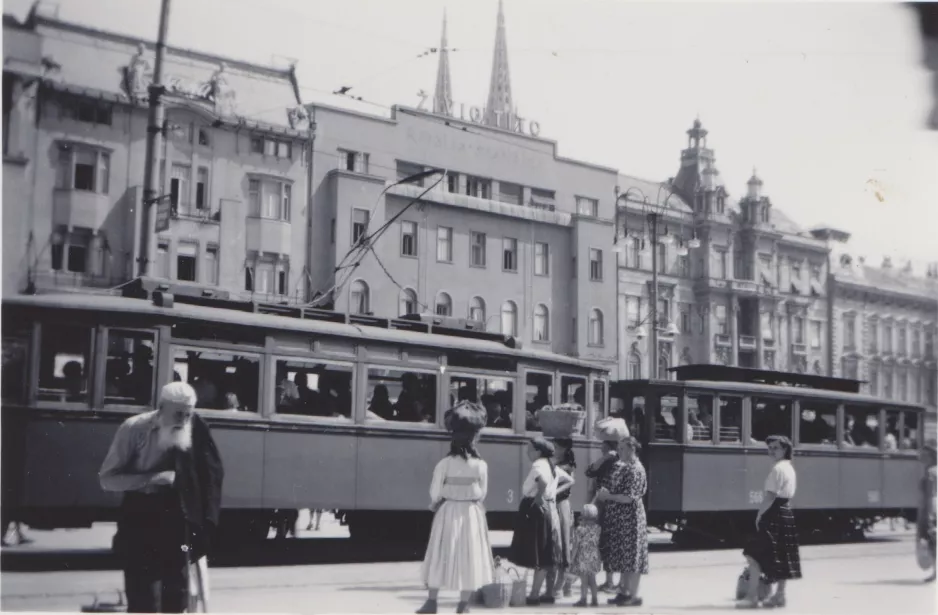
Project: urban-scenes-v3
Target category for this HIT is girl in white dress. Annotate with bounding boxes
[419,401,494,614]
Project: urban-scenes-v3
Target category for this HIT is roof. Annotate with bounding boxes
[23,14,301,127]
[835,262,938,301]
[617,174,693,214]
[2,293,610,373]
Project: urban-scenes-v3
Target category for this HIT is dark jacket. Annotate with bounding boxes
[174,413,225,559]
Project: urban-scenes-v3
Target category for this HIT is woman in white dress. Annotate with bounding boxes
[418,401,494,614]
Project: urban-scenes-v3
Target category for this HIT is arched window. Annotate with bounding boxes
[436,292,452,316]
[469,296,486,323]
[589,309,604,345]
[658,351,670,380]
[350,280,369,315]
[501,301,518,337]
[534,304,550,341]
[628,352,642,380]
[399,288,418,316]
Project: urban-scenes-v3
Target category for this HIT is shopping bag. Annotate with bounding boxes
[916,537,934,571]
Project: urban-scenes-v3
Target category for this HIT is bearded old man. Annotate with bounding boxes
[99,382,224,613]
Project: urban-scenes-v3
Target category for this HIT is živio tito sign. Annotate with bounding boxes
[416,93,541,138]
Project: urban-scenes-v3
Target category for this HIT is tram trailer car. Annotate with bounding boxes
[1,283,612,543]
[611,365,927,545]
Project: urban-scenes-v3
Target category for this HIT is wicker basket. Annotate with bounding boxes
[536,405,586,438]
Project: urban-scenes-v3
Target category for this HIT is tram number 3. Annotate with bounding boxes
[507,489,514,504]
[749,491,764,505]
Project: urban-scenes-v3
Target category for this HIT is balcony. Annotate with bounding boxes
[174,203,220,224]
[739,335,757,350]
[791,343,807,355]
[53,189,109,229]
[246,217,291,255]
[763,338,775,349]
[387,183,572,226]
[714,334,731,347]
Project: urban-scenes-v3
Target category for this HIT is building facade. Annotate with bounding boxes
[819,229,938,433]
[2,10,312,300]
[616,120,831,379]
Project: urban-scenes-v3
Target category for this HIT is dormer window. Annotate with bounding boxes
[716,195,725,214]
[761,205,770,223]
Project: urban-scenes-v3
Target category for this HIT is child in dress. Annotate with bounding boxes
[569,503,602,607]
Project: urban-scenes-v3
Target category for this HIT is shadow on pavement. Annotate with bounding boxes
[842,578,933,587]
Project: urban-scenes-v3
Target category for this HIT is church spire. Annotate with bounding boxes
[484,0,514,129]
[433,10,453,115]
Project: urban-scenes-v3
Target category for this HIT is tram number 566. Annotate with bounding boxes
[507,489,514,504]
[749,491,764,505]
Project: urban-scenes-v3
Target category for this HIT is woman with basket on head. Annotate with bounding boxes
[418,401,495,614]
[509,436,574,606]
[738,435,801,609]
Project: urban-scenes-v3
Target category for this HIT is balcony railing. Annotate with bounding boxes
[714,334,731,347]
[739,335,756,350]
[173,203,221,223]
[34,270,129,291]
[791,343,807,355]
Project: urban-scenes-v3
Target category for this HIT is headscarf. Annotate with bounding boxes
[531,436,557,477]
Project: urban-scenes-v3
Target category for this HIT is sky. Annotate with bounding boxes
[8,0,937,269]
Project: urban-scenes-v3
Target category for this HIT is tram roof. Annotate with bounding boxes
[3,292,610,373]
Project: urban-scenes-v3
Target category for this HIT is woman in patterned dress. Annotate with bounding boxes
[551,438,576,597]
[739,435,802,609]
[596,436,648,607]
[917,444,937,583]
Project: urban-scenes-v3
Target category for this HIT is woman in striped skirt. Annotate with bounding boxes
[739,435,802,609]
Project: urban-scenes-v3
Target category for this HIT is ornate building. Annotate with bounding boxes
[617,119,830,378]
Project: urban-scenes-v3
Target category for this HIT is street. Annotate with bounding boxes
[1,515,934,614]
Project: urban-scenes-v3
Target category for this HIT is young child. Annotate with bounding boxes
[569,503,602,607]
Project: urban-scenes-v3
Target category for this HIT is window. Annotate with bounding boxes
[869,365,880,396]
[205,245,218,285]
[195,167,209,210]
[274,358,353,420]
[38,324,92,403]
[576,196,599,217]
[628,352,641,379]
[750,397,792,442]
[657,298,671,326]
[761,312,774,340]
[104,330,156,406]
[56,144,110,194]
[352,209,369,244]
[657,243,667,274]
[811,263,822,281]
[794,317,805,344]
[718,397,743,443]
[810,320,822,349]
[901,411,919,450]
[247,178,292,221]
[156,241,170,278]
[716,304,728,335]
[465,175,491,199]
[498,181,522,205]
[252,136,292,159]
[883,321,894,353]
[248,261,275,294]
[534,304,550,342]
[60,94,112,125]
[589,309,604,345]
[898,326,908,356]
[560,375,587,412]
[170,164,191,211]
[683,393,713,442]
[912,329,921,357]
[593,380,607,420]
[716,250,728,279]
[400,288,418,316]
[176,243,198,282]
[1,325,30,403]
[198,127,210,147]
[340,149,369,173]
[350,280,370,315]
[628,238,642,269]
[680,304,691,334]
[436,292,452,316]
[66,231,90,274]
[844,405,879,447]
[501,301,518,336]
[172,348,260,412]
[657,350,671,379]
[589,249,603,281]
[842,358,859,380]
[869,319,879,353]
[678,254,689,277]
[883,366,894,399]
[470,232,486,267]
[503,238,518,272]
[365,368,437,424]
[397,161,425,185]
[469,296,486,323]
[450,375,515,429]
[627,297,641,328]
[401,221,418,257]
[534,242,549,276]
[898,369,908,402]
[524,371,554,431]
[435,226,452,262]
[926,330,935,357]
[799,401,837,446]
[447,173,459,194]
[530,188,556,209]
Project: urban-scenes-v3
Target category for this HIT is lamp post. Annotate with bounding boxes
[614,184,687,379]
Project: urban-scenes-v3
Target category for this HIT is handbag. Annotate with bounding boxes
[735,566,770,601]
[916,537,934,571]
[478,556,526,609]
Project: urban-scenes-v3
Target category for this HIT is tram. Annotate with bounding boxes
[0,278,611,542]
[611,365,928,544]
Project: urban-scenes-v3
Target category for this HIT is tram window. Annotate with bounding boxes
[843,405,879,448]
[592,380,607,420]
[447,351,517,373]
[274,359,352,420]
[560,375,587,434]
[104,330,156,407]
[172,348,260,412]
[525,372,553,431]
[1,328,30,403]
[37,324,92,403]
[751,397,792,442]
[450,375,514,429]
[798,401,837,446]
[652,394,680,442]
[718,397,742,443]
[686,394,714,442]
[901,412,919,450]
[884,410,901,450]
[365,368,437,424]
